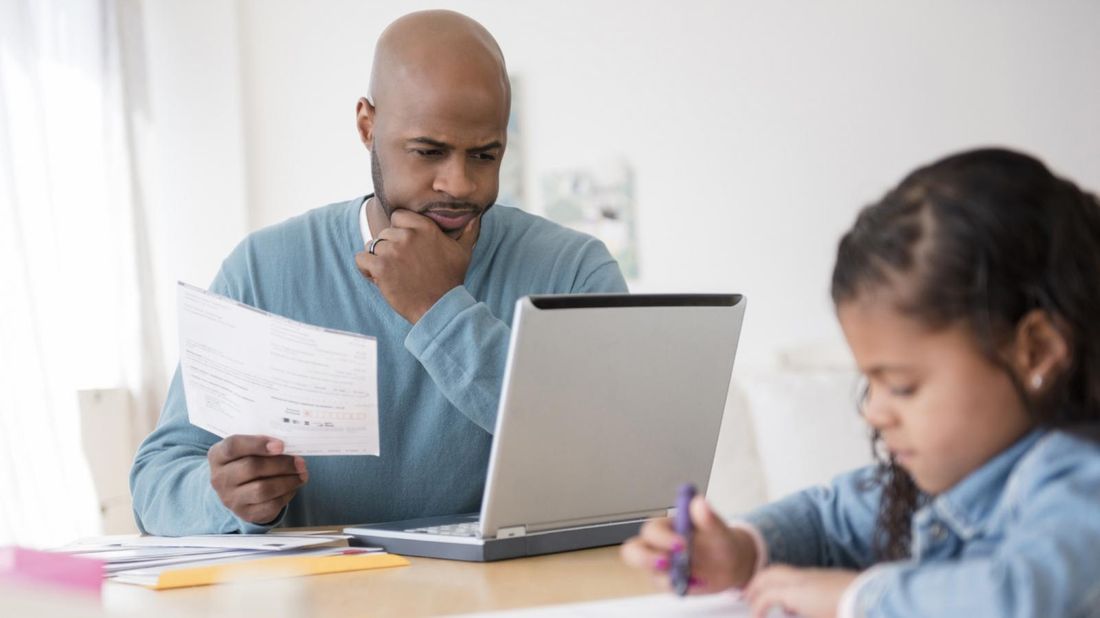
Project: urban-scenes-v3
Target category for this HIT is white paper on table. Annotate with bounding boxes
[102,550,259,574]
[55,534,370,576]
[108,546,385,586]
[176,281,379,456]
[456,592,791,617]
[54,546,230,562]
[60,533,344,552]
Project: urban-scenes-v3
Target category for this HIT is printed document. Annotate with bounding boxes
[177,282,379,456]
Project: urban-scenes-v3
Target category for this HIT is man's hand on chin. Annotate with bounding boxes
[355,209,481,324]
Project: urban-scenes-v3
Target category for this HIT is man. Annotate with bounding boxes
[130,10,627,535]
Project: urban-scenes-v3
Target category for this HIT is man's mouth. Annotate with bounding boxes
[423,209,479,232]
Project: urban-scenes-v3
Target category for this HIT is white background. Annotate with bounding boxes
[140,0,1100,378]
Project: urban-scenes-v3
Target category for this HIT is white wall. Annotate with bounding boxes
[138,0,251,379]
[231,0,1100,369]
[116,0,1100,518]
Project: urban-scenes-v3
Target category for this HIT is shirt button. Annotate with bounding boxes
[929,522,947,541]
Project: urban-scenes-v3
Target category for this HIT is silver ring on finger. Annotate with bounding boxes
[367,238,386,255]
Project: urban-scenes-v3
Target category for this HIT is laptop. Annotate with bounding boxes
[344,293,747,561]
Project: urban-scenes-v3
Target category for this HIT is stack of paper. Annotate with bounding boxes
[52,533,408,590]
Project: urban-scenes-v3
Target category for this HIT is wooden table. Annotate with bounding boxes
[102,546,656,617]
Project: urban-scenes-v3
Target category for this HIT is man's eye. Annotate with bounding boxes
[413,149,442,157]
[472,152,497,162]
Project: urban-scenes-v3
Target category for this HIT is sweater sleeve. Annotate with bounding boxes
[129,369,282,535]
[129,265,282,536]
[404,241,628,432]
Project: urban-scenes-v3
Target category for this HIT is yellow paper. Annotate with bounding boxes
[153,552,409,590]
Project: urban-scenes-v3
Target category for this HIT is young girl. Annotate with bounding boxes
[622,148,1100,617]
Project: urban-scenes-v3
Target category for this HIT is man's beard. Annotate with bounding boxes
[370,144,395,217]
[370,145,493,222]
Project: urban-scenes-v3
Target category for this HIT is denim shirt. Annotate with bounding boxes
[742,428,1100,617]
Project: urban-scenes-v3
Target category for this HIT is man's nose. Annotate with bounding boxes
[433,156,477,199]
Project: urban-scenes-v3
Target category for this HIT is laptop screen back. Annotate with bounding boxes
[480,294,746,538]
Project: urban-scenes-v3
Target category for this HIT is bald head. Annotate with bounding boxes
[368,10,510,115]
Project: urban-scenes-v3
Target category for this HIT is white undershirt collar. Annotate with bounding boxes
[359,197,372,244]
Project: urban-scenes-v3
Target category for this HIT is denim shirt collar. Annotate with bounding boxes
[924,429,1046,540]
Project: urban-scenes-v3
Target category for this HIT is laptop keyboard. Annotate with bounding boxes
[404,521,481,537]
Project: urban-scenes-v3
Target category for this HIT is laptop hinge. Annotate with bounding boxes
[522,509,667,534]
[497,525,527,538]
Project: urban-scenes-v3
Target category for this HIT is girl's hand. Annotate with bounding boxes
[620,496,758,594]
[744,565,859,618]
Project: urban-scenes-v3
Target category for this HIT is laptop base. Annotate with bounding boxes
[345,518,644,562]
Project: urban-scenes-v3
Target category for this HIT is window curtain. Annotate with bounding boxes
[0,0,164,546]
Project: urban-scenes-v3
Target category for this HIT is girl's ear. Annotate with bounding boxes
[1012,309,1072,394]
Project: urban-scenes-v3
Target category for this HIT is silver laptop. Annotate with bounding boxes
[344,293,746,561]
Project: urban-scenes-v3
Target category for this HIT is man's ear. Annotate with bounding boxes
[356,97,376,149]
[1012,309,1072,394]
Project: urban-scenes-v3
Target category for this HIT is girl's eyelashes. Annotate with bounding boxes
[889,384,918,397]
[866,379,918,398]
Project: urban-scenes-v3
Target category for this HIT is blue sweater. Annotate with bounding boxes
[130,198,628,535]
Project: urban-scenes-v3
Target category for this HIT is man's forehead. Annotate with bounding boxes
[377,85,507,140]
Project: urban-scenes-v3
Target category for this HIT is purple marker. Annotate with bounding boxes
[670,483,696,596]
